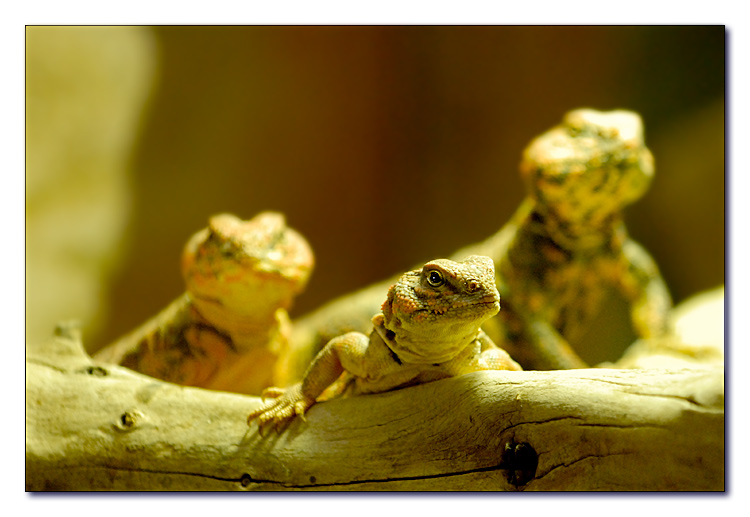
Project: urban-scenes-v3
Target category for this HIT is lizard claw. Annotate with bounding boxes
[294,399,313,421]
[247,383,315,433]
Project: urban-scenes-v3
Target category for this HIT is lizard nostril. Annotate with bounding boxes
[467,280,480,293]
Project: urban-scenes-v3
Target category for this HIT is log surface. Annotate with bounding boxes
[26,325,724,491]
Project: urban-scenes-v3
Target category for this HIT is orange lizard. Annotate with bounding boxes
[95,212,314,394]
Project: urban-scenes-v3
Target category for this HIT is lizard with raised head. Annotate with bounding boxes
[288,108,672,372]
[95,211,314,394]
[248,255,521,433]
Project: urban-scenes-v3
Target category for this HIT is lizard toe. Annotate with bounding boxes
[294,399,314,420]
[260,386,286,400]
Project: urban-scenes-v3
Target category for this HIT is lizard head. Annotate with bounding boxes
[182,212,314,318]
[519,108,654,232]
[380,255,500,363]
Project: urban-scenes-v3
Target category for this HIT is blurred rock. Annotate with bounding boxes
[26,26,157,347]
[616,285,724,369]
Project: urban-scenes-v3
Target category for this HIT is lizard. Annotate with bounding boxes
[95,211,314,395]
[287,108,672,373]
[247,255,521,433]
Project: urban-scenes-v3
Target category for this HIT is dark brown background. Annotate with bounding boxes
[93,26,725,356]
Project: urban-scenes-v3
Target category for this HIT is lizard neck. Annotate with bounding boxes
[528,208,623,252]
[189,294,286,352]
[375,316,479,365]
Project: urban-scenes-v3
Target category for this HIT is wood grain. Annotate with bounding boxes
[26,323,723,491]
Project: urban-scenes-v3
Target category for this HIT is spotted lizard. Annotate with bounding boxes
[248,255,521,433]
[288,108,672,372]
[95,212,314,395]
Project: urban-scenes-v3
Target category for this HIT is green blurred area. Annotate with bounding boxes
[26,26,725,355]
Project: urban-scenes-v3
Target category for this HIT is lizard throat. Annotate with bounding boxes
[189,295,283,352]
[374,321,476,365]
[530,209,617,252]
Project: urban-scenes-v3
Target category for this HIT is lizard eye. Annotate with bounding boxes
[219,241,235,258]
[425,269,444,287]
[206,229,235,258]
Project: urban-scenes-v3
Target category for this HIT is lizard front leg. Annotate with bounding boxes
[520,318,586,369]
[619,240,673,339]
[476,330,523,371]
[247,332,370,433]
[501,301,588,370]
[440,333,522,376]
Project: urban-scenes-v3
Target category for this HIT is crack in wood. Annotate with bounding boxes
[81,462,512,489]
[535,451,635,480]
[240,462,510,489]
[625,390,719,409]
[503,415,584,432]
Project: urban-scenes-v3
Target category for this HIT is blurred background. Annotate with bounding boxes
[26,26,725,358]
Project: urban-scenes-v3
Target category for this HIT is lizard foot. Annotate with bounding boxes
[247,383,316,434]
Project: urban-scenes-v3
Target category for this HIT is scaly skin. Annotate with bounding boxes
[95,212,314,394]
[289,108,672,372]
[248,255,521,433]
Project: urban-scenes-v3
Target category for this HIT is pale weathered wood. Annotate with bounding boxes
[25,322,723,491]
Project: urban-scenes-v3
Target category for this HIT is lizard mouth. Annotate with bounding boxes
[191,291,224,306]
[417,300,499,317]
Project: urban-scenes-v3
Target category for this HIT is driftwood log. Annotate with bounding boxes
[26,322,723,491]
